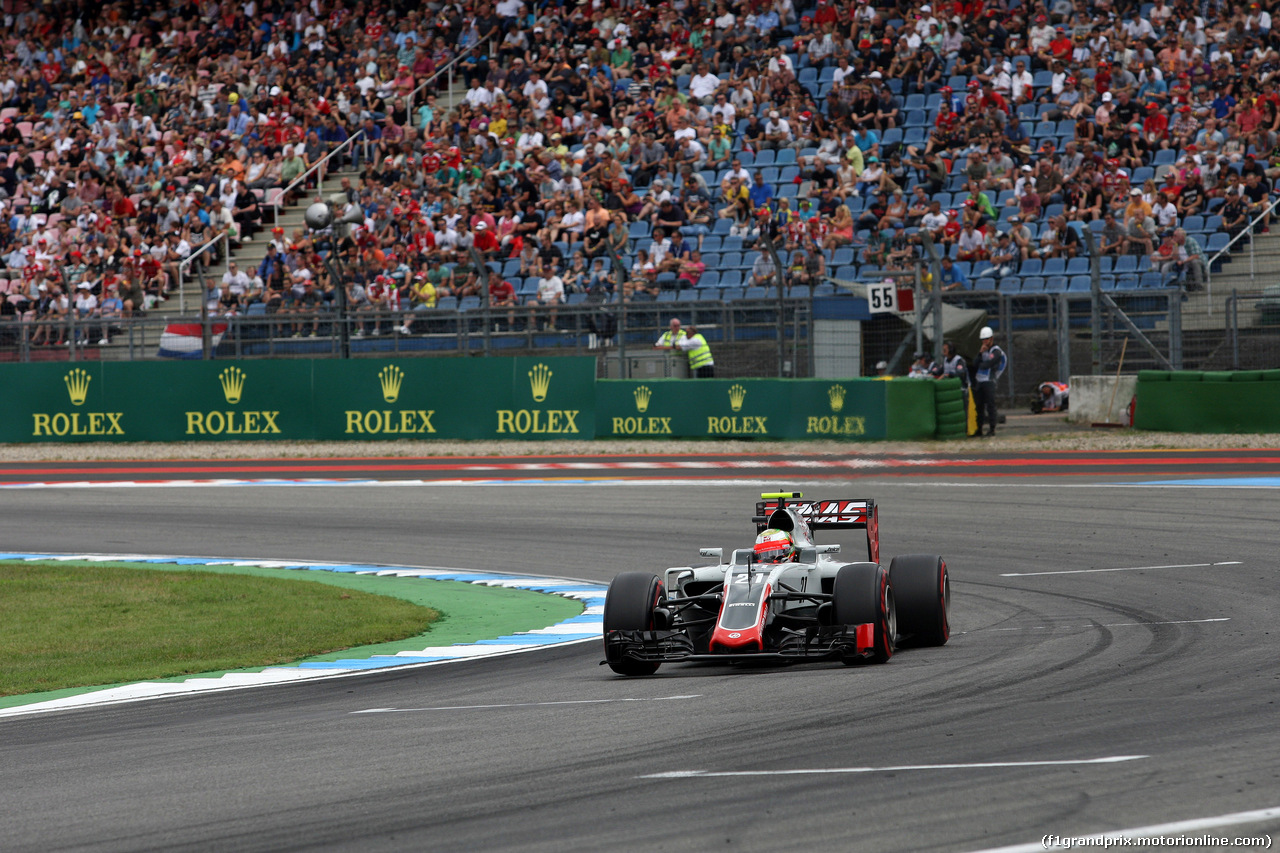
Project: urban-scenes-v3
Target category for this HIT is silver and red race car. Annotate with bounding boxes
[602,492,950,676]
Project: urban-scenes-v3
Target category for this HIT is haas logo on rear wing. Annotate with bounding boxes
[755,498,874,527]
[754,495,880,563]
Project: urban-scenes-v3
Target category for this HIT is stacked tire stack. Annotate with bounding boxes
[933,378,967,439]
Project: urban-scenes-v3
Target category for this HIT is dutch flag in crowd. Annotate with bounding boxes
[157,323,227,359]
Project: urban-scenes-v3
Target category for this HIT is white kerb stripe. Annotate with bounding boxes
[963,804,1280,853]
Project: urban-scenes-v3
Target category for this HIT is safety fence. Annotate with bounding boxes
[1225,289,1280,371]
[0,298,813,379]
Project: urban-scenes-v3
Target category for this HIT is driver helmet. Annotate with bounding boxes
[754,528,796,563]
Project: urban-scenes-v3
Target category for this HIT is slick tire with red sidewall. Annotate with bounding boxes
[889,554,950,648]
[832,562,895,665]
[603,572,665,676]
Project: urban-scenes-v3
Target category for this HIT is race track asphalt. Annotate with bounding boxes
[1,479,1277,852]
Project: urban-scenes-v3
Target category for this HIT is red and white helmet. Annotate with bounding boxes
[753,529,796,563]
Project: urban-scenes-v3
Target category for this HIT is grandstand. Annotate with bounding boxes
[1,0,1277,377]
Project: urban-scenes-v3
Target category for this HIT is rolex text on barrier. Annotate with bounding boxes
[0,357,596,443]
[594,379,935,441]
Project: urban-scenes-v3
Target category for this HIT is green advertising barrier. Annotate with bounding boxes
[0,357,596,443]
[596,378,936,441]
[1135,371,1280,433]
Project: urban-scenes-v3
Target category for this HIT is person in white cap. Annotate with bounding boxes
[761,109,792,151]
[972,326,1006,436]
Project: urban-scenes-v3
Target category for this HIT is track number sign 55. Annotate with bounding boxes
[866,282,898,314]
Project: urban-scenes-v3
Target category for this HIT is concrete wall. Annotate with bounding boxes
[1067,375,1138,424]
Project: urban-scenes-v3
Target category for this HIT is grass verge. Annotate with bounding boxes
[0,562,438,697]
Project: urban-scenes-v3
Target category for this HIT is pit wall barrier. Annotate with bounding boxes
[1134,369,1280,433]
[1,358,942,443]
[596,378,936,441]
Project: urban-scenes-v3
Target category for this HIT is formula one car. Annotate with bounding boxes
[602,493,950,675]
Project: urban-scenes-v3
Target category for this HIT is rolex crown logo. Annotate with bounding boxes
[634,385,652,413]
[728,383,747,412]
[828,384,847,413]
[528,363,553,402]
[219,367,247,405]
[379,365,404,403]
[64,368,91,406]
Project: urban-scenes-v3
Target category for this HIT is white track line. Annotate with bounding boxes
[352,695,701,714]
[639,755,1148,779]
[962,617,1231,634]
[1003,561,1243,577]
[964,805,1280,853]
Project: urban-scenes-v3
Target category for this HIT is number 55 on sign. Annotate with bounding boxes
[866,282,898,314]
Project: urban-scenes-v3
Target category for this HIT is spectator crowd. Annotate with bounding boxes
[1,0,1276,344]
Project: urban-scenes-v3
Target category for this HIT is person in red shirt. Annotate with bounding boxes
[111,191,137,219]
[814,0,840,27]
[1142,103,1169,148]
[487,274,518,330]
[1094,62,1112,95]
[940,210,963,246]
[1048,28,1073,63]
[472,221,500,255]
[980,82,1009,114]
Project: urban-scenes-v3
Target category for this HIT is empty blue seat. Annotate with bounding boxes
[753,149,776,167]
[1021,276,1046,292]
[1066,257,1090,275]
[1043,276,1069,293]
[1068,275,1092,292]
[721,251,743,268]
[1152,149,1176,166]
[1205,232,1230,253]
[776,148,797,166]
[905,94,926,110]
[1042,257,1067,276]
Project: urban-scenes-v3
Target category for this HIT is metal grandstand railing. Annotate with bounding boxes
[271,129,367,226]
[1203,194,1280,311]
[405,34,495,122]
[176,231,229,315]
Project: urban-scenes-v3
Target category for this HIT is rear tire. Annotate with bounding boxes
[890,554,950,647]
[832,563,895,665]
[603,572,664,676]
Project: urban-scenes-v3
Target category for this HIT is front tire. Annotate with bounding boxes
[832,563,895,664]
[889,554,950,647]
[603,572,664,676]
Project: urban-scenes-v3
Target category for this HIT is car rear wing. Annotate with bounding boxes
[753,495,879,563]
